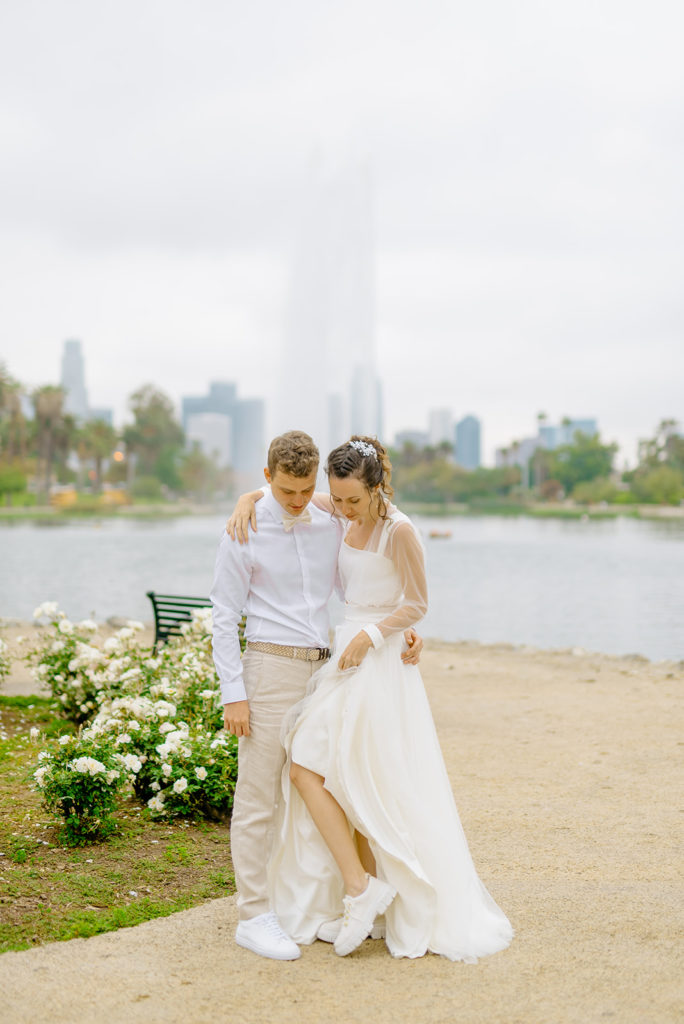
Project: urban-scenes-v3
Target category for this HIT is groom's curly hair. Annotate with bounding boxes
[267,430,320,477]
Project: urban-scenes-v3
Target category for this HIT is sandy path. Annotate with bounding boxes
[1,638,682,1024]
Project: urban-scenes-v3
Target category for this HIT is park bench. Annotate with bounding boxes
[146,592,213,650]
[146,591,246,652]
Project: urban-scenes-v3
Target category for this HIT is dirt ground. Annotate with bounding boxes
[0,633,682,1024]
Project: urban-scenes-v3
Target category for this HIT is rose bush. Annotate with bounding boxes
[29,606,238,841]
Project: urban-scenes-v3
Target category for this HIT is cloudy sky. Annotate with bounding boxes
[1,0,682,465]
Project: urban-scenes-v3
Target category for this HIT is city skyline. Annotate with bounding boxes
[1,2,682,468]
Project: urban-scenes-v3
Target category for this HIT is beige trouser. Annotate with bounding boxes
[232,648,325,922]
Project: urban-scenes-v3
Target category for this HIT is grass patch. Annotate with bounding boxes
[0,701,235,954]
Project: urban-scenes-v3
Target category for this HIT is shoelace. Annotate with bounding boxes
[263,914,288,939]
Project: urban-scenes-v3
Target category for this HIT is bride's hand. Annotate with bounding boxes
[226,491,262,543]
[337,630,373,671]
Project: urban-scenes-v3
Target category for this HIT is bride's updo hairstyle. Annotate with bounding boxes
[325,435,394,519]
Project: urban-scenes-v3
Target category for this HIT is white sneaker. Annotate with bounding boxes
[333,877,396,957]
[317,916,386,943]
[235,911,301,960]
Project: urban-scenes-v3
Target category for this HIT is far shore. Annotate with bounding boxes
[0,628,681,1023]
[1,500,683,523]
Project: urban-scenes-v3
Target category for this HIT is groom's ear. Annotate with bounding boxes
[264,468,272,484]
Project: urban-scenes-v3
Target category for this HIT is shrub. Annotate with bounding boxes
[33,734,126,845]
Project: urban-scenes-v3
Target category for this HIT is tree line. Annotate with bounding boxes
[0,366,227,505]
[390,420,684,506]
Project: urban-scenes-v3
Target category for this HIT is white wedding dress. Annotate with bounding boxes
[268,508,513,961]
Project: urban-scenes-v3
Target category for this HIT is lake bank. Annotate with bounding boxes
[1,500,683,522]
[0,637,681,1023]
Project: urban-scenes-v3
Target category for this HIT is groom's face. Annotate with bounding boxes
[264,467,317,517]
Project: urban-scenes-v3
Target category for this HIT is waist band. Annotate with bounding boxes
[246,641,331,662]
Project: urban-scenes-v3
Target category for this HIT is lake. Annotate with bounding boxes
[1,513,682,661]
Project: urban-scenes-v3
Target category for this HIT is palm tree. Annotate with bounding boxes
[32,386,67,500]
[78,419,118,493]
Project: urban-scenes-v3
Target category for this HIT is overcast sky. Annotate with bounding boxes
[1,0,682,465]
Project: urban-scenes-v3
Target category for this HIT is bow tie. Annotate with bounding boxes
[282,508,313,531]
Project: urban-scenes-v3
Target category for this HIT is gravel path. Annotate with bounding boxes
[1,639,682,1024]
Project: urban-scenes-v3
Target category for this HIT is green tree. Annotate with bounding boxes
[0,364,28,462]
[629,465,684,505]
[31,386,72,499]
[78,419,119,492]
[178,444,221,502]
[122,385,185,490]
[547,432,617,492]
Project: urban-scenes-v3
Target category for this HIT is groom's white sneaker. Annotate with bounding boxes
[317,915,386,943]
[333,877,396,956]
[235,911,301,960]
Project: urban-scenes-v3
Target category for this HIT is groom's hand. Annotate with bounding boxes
[224,700,251,737]
[401,629,423,665]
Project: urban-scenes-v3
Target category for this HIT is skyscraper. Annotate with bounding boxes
[60,339,89,420]
[455,416,482,470]
[180,380,265,489]
[276,158,382,455]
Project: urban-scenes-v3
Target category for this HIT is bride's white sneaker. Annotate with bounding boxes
[317,915,386,943]
[333,877,396,956]
[235,911,301,960]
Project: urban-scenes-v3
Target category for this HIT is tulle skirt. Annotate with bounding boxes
[268,618,513,961]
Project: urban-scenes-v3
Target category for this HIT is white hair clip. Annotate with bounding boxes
[349,440,377,459]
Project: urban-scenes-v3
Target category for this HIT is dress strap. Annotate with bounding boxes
[376,517,393,558]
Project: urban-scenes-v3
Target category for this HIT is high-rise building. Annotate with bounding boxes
[180,380,265,488]
[276,158,381,455]
[186,413,232,468]
[455,415,481,470]
[60,339,89,420]
[428,408,454,447]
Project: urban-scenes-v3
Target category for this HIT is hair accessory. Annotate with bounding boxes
[349,440,377,459]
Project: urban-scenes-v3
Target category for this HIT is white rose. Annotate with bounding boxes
[173,777,188,794]
[161,763,173,777]
[51,641,65,654]
[58,619,74,635]
[194,766,207,781]
[29,727,40,742]
[78,620,98,632]
[58,734,71,745]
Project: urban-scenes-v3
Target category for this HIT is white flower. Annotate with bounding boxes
[121,753,142,774]
[58,734,71,745]
[15,635,27,644]
[161,762,173,777]
[127,620,145,632]
[34,766,49,786]
[147,795,165,813]
[158,722,175,735]
[199,689,216,700]
[103,637,121,653]
[154,700,176,718]
[38,751,51,762]
[173,777,188,794]
[127,720,141,732]
[115,733,132,746]
[77,619,98,632]
[117,627,134,641]
[58,619,74,635]
[29,727,40,742]
[33,601,59,620]
[144,658,160,670]
[70,756,107,776]
[150,781,160,792]
[194,766,207,781]
[51,640,65,654]
[106,770,120,783]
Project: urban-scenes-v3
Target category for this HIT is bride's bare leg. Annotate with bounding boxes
[290,762,368,896]
[355,831,376,875]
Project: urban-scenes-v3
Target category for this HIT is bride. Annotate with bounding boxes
[236,436,513,961]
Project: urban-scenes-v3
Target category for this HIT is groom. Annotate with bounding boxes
[211,430,421,961]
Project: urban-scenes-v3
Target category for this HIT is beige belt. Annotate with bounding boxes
[246,641,331,662]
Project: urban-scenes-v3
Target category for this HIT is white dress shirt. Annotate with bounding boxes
[211,490,343,704]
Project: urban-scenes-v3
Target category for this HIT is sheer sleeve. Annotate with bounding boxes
[364,520,428,647]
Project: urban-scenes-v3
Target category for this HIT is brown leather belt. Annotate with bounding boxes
[246,641,331,662]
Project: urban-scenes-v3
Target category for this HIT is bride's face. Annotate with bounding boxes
[329,475,379,524]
